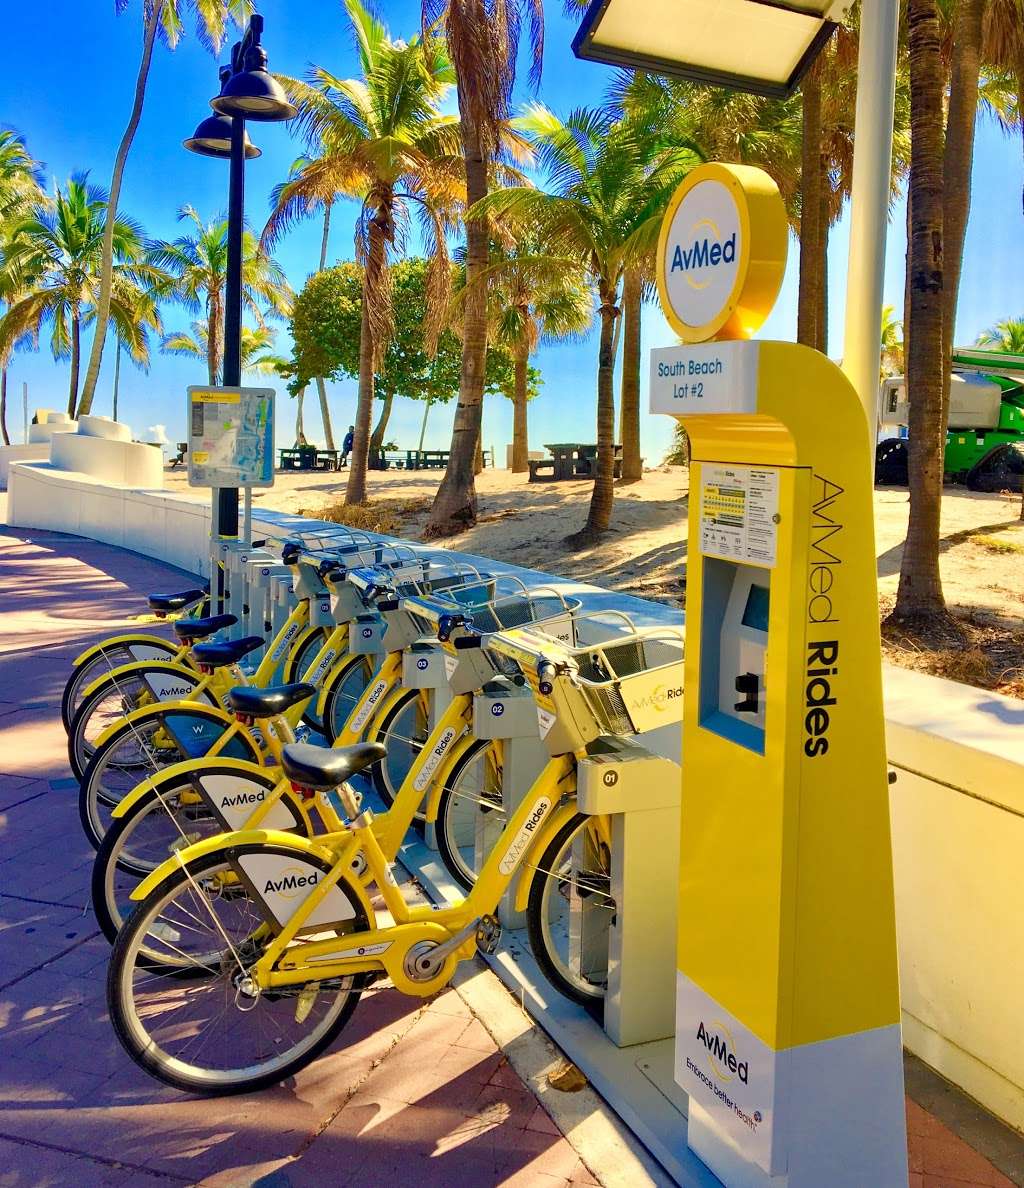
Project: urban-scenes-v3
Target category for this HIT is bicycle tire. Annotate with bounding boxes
[320,654,375,744]
[434,739,502,891]
[107,845,367,1095]
[78,705,261,850]
[282,626,329,731]
[91,764,305,944]
[61,637,181,733]
[526,812,611,1014]
[68,663,211,781]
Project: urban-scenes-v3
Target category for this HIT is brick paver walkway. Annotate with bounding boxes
[0,523,1017,1188]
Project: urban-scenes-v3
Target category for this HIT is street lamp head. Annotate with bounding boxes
[211,17,297,123]
[183,112,261,159]
[572,0,841,98]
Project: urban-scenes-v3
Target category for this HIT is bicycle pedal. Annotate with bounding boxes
[475,914,501,956]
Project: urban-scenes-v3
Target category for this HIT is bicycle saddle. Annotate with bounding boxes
[228,683,316,719]
[281,741,387,791]
[191,636,264,669]
[173,613,238,641]
[148,587,207,614]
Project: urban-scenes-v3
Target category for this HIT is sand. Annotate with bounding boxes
[164,463,1024,692]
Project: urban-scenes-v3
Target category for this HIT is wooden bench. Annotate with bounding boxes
[404,449,450,469]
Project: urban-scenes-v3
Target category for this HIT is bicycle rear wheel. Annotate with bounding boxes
[526,813,613,1012]
[68,665,208,781]
[91,765,305,944]
[78,707,260,849]
[107,846,366,1095]
[62,637,180,733]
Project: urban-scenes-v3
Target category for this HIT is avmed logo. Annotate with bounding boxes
[696,1019,748,1085]
[670,219,736,291]
[263,867,318,898]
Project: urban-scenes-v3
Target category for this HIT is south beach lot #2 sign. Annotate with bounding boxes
[650,162,788,417]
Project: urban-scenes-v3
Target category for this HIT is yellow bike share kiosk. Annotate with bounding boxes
[651,164,907,1186]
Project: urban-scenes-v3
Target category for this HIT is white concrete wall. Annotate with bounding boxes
[5,467,1024,1132]
[50,433,162,487]
[0,444,50,489]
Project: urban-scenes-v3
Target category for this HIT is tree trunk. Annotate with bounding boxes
[818,186,829,354]
[316,377,335,449]
[314,201,336,452]
[417,398,431,455]
[798,64,824,351]
[511,327,530,473]
[370,389,394,457]
[940,0,983,435]
[620,268,643,482]
[112,342,121,421]
[893,0,947,621]
[77,0,164,416]
[319,200,332,272]
[0,368,8,446]
[347,199,390,505]
[67,311,81,418]
[424,109,489,537]
[208,291,222,386]
[575,284,619,541]
[294,387,308,446]
[1018,59,1024,518]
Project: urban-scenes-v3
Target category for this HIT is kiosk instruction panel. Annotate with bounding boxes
[700,465,778,567]
[188,385,275,489]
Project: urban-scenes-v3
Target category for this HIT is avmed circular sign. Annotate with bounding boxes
[656,163,788,344]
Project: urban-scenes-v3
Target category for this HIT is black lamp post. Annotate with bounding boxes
[183,14,295,542]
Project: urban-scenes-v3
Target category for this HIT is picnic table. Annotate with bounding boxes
[278,447,341,472]
[529,443,623,483]
[403,449,450,470]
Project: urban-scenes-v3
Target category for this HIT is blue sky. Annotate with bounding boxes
[1,1,1023,464]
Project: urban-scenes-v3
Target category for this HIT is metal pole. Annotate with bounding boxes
[840,0,900,439]
[243,484,252,547]
[219,113,245,538]
[112,342,121,422]
[22,382,28,444]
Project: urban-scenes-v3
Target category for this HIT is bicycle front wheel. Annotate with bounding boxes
[434,740,504,890]
[107,846,366,1095]
[370,689,430,816]
[526,812,613,1012]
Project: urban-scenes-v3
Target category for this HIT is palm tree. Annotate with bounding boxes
[263,153,358,451]
[474,106,697,541]
[976,318,1024,354]
[422,0,545,537]
[892,0,947,622]
[273,0,461,505]
[0,176,163,418]
[149,206,292,387]
[77,0,254,418]
[880,305,904,378]
[0,129,46,444]
[458,240,591,472]
[983,0,1024,219]
[162,320,287,379]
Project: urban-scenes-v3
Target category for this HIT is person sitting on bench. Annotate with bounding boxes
[341,425,354,467]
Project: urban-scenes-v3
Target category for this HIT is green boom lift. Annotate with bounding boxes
[875,347,1024,490]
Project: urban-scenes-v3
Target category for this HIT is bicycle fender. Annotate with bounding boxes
[110,756,280,820]
[91,699,237,752]
[79,659,207,705]
[71,633,181,671]
[513,802,581,914]
[130,831,375,928]
[421,731,480,824]
[366,682,411,739]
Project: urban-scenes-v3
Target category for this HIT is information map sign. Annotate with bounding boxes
[187,385,274,488]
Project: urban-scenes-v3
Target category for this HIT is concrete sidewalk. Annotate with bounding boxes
[0,522,1019,1188]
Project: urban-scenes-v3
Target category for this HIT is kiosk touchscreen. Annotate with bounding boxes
[652,164,908,1188]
